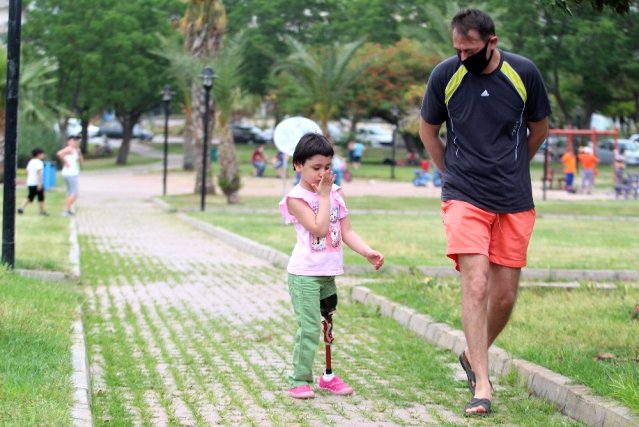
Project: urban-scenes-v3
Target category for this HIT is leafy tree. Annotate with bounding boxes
[24,0,112,150]
[344,39,440,131]
[97,0,182,165]
[275,37,375,138]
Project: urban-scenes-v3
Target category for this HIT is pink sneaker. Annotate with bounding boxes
[288,385,315,399]
[318,375,353,395]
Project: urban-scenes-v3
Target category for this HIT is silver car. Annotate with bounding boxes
[596,139,639,166]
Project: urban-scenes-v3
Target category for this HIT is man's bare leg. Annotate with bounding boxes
[486,264,520,346]
[458,254,492,410]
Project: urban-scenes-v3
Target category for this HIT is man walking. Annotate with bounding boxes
[419,9,551,416]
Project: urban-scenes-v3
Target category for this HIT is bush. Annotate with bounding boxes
[18,123,60,168]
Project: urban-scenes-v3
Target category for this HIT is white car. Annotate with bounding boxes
[355,127,393,147]
[54,118,100,138]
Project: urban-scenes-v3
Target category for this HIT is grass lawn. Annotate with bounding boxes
[364,275,639,415]
[81,152,159,171]
[1,189,72,272]
[0,269,81,425]
[164,194,639,270]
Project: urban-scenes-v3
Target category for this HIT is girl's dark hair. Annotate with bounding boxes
[32,147,44,157]
[451,9,495,42]
[292,133,334,165]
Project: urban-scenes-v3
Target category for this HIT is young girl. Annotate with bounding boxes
[279,133,384,399]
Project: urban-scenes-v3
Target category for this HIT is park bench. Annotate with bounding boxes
[614,173,639,200]
[541,168,565,190]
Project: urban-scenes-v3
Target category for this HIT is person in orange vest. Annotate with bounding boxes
[560,149,577,193]
[577,146,600,195]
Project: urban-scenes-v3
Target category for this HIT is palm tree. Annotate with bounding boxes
[0,53,60,182]
[275,37,374,138]
[182,0,226,196]
[210,33,245,204]
[155,32,244,204]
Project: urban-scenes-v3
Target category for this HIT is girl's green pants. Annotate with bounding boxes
[287,274,337,387]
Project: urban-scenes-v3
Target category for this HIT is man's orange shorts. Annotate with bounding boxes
[441,200,535,271]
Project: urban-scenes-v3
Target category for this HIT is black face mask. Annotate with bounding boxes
[460,40,494,76]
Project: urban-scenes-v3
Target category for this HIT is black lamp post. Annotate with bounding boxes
[200,66,216,212]
[390,106,399,180]
[161,84,173,196]
[2,0,22,269]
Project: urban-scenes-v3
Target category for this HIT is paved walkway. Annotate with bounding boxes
[77,168,470,426]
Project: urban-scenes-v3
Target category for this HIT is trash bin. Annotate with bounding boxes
[42,160,57,190]
[210,147,218,162]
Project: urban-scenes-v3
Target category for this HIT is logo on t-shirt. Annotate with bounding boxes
[481,89,490,97]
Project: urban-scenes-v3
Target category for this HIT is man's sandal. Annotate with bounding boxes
[464,397,492,417]
[459,352,476,394]
[459,352,493,395]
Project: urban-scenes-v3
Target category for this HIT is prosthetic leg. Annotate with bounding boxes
[320,294,338,376]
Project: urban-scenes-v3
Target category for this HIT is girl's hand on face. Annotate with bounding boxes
[311,170,335,196]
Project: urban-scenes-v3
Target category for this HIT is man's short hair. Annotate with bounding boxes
[451,9,495,41]
[32,147,44,157]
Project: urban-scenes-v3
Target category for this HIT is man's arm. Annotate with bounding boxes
[419,118,445,171]
[527,117,549,160]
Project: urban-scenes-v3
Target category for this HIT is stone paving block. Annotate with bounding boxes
[351,286,370,304]
[423,323,442,345]
[488,346,511,376]
[379,299,397,318]
[448,330,467,355]
[393,305,416,327]
[604,405,639,427]
[407,314,432,338]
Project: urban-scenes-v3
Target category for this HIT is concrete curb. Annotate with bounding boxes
[351,285,639,427]
[69,218,81,281]
[68,217,93,426]
[71,314,92,426]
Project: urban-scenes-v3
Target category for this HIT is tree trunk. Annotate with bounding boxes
[116,116,138,165]
[218,123,241,204]
[182,104,195,170]
[0,109,5,183]
[191,82,216,195]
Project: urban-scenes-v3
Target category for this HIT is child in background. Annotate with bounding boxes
[578,146,599,195]
[560,150,577,193]
[18,148,48,216]
[279,133,384,399]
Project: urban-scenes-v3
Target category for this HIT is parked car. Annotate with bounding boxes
[54,118,100,138]
[355,127,393,147]
[596,139,639,166]
[629,134,639,144]
[98,121,154,140]
[231,124,269,144]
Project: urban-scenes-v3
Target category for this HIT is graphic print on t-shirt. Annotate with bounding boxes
[309,203,341,252]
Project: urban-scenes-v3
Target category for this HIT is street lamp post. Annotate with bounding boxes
[162,85,173,196]
[390,106,399,180]
[200,66,216,212]
[2,0,23,269]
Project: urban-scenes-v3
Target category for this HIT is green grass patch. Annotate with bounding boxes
[166,195,639,270]
[366,274,639,415]
[0,269,81,425]
[0,189,72,272]
[81,152,159,171]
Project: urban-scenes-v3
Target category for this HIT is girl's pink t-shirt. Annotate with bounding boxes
[279,184,348,276]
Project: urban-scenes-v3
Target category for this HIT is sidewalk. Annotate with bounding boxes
[75,167,578,425]
[77,169,466,425]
